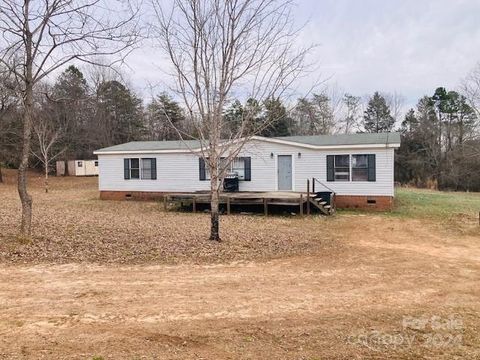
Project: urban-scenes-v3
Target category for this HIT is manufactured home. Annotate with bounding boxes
[94,132,401,210]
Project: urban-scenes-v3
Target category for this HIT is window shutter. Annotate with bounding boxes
[124,159,130,180]
[151,158,157,180]
[199,157,206,180]
[244,157,251,181]
[326,155,334,182]
[367,154,376,181]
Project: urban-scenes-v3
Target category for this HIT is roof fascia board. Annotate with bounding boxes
[94,141,400,155]
[251,135,400,149]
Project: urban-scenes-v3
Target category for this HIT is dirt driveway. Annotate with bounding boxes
[1,215,479,359]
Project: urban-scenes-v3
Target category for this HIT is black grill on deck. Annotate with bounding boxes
[223,174,239,192]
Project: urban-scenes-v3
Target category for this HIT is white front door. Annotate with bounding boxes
[277,155,293,191]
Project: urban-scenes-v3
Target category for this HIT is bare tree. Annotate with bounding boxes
[0,0,139,235]
[462,62,480,121]
[340,93,361,134]
[384,91,405,127]
[151,0,310,240]
[31,105,66,193]
[460,63,480,163]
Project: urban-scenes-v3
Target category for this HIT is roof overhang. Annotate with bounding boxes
[93,135,400,155]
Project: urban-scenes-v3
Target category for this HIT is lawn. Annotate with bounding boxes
[0,171,479,359]
[394,187,480,220]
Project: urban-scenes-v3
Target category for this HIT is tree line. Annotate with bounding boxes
[1,64,480,192]
[397,85,480,191]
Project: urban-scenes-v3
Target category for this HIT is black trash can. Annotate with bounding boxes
[223,174,239,192]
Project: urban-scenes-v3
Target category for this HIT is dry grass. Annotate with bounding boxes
[0,170,479,359]
[0,170,340,264]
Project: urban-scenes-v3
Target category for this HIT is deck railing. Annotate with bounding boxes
[307,177,336,213]
[311,177,335,194]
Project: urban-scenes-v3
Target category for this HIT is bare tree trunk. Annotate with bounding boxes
[18,85,33,235]
[18,19,34,236]
[44,157,49,193]
[209,164,221,241]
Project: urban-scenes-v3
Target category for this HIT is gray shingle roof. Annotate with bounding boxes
[94,132,400,153]
[276,132,401,146]
[95,140,203,153]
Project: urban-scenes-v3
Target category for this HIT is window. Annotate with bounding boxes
[77,161,83,167]
[130,158,140,179]
[352,155,368,181]
[124,158,156,180]
[204,164,210,180]
[327,154,376,182]
[199,157,251,181]
[334,155,350,181]
[141,158,155,180]
[231,158,246,180]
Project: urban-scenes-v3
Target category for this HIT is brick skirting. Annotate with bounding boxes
[334,195,393,210]
[100,191,168,201]
[100,191,394,210]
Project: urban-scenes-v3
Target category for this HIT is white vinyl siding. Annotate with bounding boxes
[97,139,396,196]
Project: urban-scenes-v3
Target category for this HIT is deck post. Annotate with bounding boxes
[306,179,310,215]
[226,196,231,215]
[300,194,304,216]
[192,196,196,213]
[163,195,168,211]
[312,178,315,193]
[264,198,268,216]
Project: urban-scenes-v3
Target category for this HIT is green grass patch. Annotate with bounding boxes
[392,187,480,220]
[336,188,480,221]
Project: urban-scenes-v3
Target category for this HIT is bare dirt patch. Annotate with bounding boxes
[0,172,479,358]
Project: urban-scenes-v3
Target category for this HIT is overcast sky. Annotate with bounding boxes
[127,0,480,109]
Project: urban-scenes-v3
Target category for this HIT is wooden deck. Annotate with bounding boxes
[164,191,316,215]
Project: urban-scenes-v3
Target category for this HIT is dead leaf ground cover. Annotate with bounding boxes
[0,171,341,264]
[0,170,479,359]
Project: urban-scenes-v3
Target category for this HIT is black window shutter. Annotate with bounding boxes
[124,158,130,180]
[199,157,206,180]
[244,157,251,181]
[367,154,376,181]
[326,155,334,182]
[151,158,157,180]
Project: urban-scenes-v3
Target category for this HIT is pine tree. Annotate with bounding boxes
[95,80,145,145]
[259,98,292,137]
[362,92,395,133]
[223,100,244,135]
[51,65,91,158]
[146,93,185,140]
[401,108,417,133]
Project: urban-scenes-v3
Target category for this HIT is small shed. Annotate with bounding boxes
[68,160,99,176]
[56,160,98,176]
[56,161,66,176]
